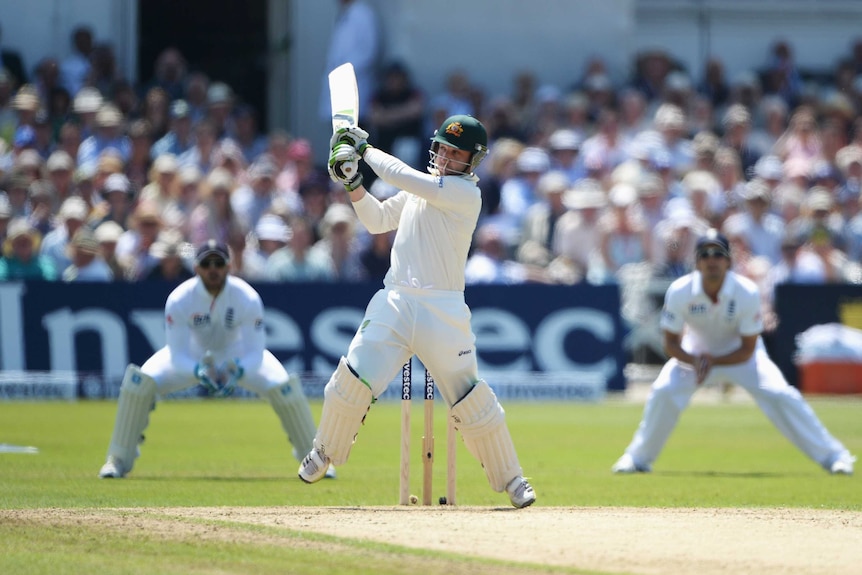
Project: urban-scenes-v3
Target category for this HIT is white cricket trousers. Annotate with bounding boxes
[624,347,849,469]
[346,285,479,406]
[141,347,289,395]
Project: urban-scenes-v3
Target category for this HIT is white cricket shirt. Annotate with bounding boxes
[353,147,481,292]
[660,270,763,356]
[164,275,266,375]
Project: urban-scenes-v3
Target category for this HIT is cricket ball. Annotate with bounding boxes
[409,494,418,505]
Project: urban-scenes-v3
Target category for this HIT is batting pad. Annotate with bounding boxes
[107,364,156,471]
[265,375,317,462]
[314,357,373,465]
[450,380,522,492]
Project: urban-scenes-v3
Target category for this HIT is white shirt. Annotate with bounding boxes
[352,147,481,291]
[164,275,266,376]
[660,270,763,356]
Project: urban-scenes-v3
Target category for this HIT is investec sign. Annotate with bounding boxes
[0,281,626,391]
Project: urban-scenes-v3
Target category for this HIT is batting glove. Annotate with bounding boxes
[330,126,370,156]
[328,143,364,192]
[213,359,244,398]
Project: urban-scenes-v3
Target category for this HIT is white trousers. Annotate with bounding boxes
[141,347,289,395]
[624,347,849,469]
[346,286,479,406]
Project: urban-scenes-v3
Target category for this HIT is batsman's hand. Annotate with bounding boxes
[213,359,244,398]
[330,126,370,155]
[328,143,364,192]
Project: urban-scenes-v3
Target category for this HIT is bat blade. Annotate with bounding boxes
[329,63,358,133]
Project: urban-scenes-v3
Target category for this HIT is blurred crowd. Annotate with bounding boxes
[1,24,862,330]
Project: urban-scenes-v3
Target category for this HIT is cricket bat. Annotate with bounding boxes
[328,63,360,179]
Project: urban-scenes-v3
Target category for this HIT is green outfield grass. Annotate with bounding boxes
[1,397,860,574]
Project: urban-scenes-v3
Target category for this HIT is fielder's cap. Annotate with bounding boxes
[695,228,731,256]
[195,239,230,264]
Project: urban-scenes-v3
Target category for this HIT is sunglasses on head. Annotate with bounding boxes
[697,247,728,260]
[199,258,226,269]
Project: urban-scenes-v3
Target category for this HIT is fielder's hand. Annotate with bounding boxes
[695,354,712,384]
[195,362,221,395]
[328,143,364,191]
[213,359,244,397]
[330,126,369,155]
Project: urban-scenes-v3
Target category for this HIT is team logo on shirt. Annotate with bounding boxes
[689,303,707,315]
[225,307,235,328]
[192,313,210,327]
[726,299,736,320]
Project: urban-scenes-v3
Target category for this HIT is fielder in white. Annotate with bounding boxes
[99,240,333,479]
[298,115,536,508]
[612,229,855,475]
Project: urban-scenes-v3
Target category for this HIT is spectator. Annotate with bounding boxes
[147,47,187,101]
[368,61,425,169]
[87,42,119,98]
[90,172,133,230]
[244,213,290,281]
[498,146,550,248]
[27,180,55,237]
[71,87,103,140]
[62,227,112,281]
[0,195,10,243]
[183,71,210,124]
[57,120,83,161]
[517,170,570,267]
[140,87,170,142]
[550,180,607,284]
[94,220,125,281]
[465,223,528,285]
[698,57,730,108]
[143,229,193,283]
[60,25,94,97]
[0,218,55,280]
[162,164,201,237]
[188,167,244,246]
[595,183,652,283]
[311,202,365,282]
[45,151,75,204]
[547,129,584,184]
[722,179,785,265]
[126,119,154,190]
[233,104,268,164]
[721,104,761,178]
[178,119,218,174]
[0,22,27,88]
[3,171,32,219]
[77,103,130,168]
[297,175,333,243]
[40,195,89,272]
[205,82,235,139]
[116,200,163,280]
[320,0,381,123]
[151,99,194,159]
[231,155,280,231]
[138,153,179,212]
[477,137,524,223]
[774,106,822,174]
[265,214,333,282]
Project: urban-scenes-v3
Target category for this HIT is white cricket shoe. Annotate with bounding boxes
[830,453,856,475]
[298,448,331,484]
[506,476,536,509]
[99,456,127,478]
[611,453,652,474]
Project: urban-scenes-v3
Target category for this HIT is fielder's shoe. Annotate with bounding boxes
[829,453,856,475]
[506,476,536,509]
[99,456,127,478]
[298,448,331,484]
[611,453,652,474]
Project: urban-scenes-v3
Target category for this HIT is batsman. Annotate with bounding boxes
[99,240,334,479]
[298,114,536,508]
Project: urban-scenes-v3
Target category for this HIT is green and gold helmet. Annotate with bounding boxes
[428,114,489,175]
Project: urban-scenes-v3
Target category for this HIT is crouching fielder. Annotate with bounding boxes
[612,230,855,475]
[99,240,333,479]
[298,115,535,508]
